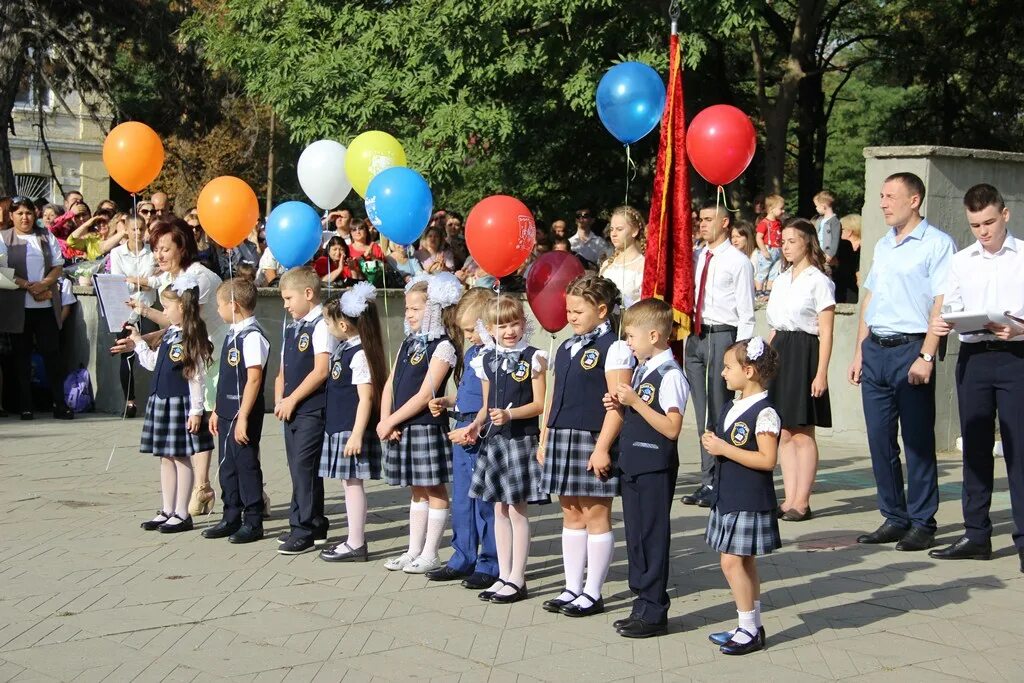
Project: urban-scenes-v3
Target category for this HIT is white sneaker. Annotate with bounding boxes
[402,556,441,574]
[383,552,416,571]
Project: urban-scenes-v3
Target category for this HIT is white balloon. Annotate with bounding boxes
[297,139,352,210]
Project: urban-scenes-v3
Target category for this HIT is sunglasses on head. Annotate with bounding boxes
[139,208,153,215]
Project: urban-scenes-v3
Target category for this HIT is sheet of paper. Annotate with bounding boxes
[92,274,136,333]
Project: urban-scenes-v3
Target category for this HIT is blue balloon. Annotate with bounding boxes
[596,62,666,145]
[365,166,433,246]
[266,201,322,268]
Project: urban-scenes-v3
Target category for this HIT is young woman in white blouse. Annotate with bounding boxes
[599,205,645,307]
[766,218,836,522]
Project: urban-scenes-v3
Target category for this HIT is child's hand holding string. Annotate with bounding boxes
[428,397,447,417]
[615,384,639,408]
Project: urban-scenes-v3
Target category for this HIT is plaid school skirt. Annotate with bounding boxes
[470,432,546,505]
[140,395,214,458]
[319,430,382,481]
[542,427,619,498]
[705,506,782,557]
[384,424,453,487]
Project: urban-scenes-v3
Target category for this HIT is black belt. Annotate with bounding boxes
[869,332,926,348]
[696,324,737,337]
[961,340,1024,354]
[450,410,477,422]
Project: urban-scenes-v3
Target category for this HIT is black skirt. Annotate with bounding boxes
[768,330,832,429]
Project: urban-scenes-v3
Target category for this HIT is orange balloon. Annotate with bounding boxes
[102,122,164,193]
[197,176,260,249]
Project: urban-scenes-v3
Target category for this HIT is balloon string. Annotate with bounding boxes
[717,184,741,214]
[624,144,638,204]
[383,284,394,374]
[109,192,142,472]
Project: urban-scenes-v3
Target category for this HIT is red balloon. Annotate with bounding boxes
[526,251,586,333]
[686,105,756,186]
[465,195,536,277]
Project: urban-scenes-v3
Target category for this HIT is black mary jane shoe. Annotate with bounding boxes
[478,579,507,602]
[720,627,766,655]
[617,618,668,639]
[489,582,528,604]
[202,519,242,539]
[158,513,194,534]
[709,625,765,646]
[141,511,172,531]
[319,541,368,562]
[542,589,580,613]
[425,565,469,582]
[559,593,604,618]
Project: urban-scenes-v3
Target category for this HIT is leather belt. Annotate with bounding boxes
[869,332,926,348]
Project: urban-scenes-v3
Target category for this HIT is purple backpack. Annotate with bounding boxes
[64,365,94,413]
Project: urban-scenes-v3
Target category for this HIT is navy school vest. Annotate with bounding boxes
[619,360,683,475]
[709,397,779,514]
[283,313,327,414]
[215,322,269,420]
[325,341,365,434]
[547,329,617,431]
[481,346,539,438]
[151,329,190,399]
[392,336,454,427]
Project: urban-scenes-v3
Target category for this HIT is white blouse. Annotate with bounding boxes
[724,391,781,436]
[766,265,836,335]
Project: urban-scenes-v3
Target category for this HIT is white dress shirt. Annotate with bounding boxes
[633,348,690,414]
[109,244,157,309]
[943,233,1024,343]
[693,240,756,339]
[0,230,65,308]
[766,265,836,336]
[227,316,270,368]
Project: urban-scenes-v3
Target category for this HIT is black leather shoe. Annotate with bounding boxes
[560,593,604,618]
[857,522,908,544]
[720,627,766,655]
[478,579,507,602]
[229,524,264,544]
[125,402,137,419]
[709,625,765,646]
[278,536,315,554]
[141,511,172,531]
[425,565,469,582]
[490,582,528,604]
[461,572,498,590]
[928,535,991,560]
[202,519,241,539]
[158,514,193,534]
[780,507,812,522]
[681,485,708,505]
[613,613,639,630]
[896,526,935,551]
[319,541,367,562]
[542,589,579,613]
[617,618,667,638]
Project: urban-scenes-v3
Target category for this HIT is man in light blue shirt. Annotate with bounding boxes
[848,172,956,552]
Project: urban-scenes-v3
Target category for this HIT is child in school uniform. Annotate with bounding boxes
[127,273,215,533]
[604,298,689,638]
[377,273,463,574]
[425,287,500,589]
[318,283,388,562]
[202,277,270,544]
[539,274,634,617]
[701,337,782,655]
[466,295,547,603]
[275,267,337,555]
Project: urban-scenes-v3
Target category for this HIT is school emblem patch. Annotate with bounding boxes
[512,360,530,382]
[168,343,184,362]
[410,349,426,365]
[637,382,656,405]
[580,349,600,370]
[297,332,310,352]
[226,347,241,367]
[730,421,750,446]
[331,360,343,380]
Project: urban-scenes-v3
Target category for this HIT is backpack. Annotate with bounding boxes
[64,364,94,413]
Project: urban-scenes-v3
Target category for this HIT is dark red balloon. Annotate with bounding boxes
[686,105,756,186]
[465,195,537,277]
[526,251,586,333]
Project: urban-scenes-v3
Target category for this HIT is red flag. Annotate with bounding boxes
[641,32,693,339]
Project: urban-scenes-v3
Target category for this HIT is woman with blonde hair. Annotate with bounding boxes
[832,214,861,304]
[599,206,646,307]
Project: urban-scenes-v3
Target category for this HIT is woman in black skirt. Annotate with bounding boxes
[766,218,836,522]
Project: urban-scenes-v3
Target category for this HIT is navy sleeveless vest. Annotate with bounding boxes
[283,313,326,414]
[709,397,779,514]
[481,346,539,438]
[392,336,453,426]
[547,330,617,431]
[215,322,268,419]
[151,329,190,399]
[325,341,364,434]
[619,361,682,475]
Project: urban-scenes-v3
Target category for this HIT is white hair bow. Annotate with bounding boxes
[341,281,377,318]
[170,272,200,295]
[746,336,766,360]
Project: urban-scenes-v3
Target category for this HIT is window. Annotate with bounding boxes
[14,50,54,109]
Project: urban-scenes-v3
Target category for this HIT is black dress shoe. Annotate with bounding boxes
[125,403,137,419]
[319,541,367,561]
[857,522,908,544]
[895,526,935,551]
[278,536,315,554]
[617,618,668,638]
[478,579,507,602]
[542,589,579,613]
[928,535,991,560]
[461,572,498,590]
[229,524,264,544]
[490,582,528,604]
[780,507,812,522]
[560,593,604,618]
[202,519,241,539]
[720,627,766,655]
[681,485,708,505]
[141,511,172,531]
[709,625,766,646]
[613,614,639,630]
[425,565,469,582]
[53,407,74,420]
[158,514,193,533]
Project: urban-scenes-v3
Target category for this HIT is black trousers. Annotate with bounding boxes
[283,411,327,543]
[10,308,66,414]
[218,410,266,526]
[116,318,155,403]
[956,344,1024,550]
[621,466,678,624]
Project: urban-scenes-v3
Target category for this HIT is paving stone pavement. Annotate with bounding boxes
[2,415,1024,682]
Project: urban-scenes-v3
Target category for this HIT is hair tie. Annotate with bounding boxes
[746,336,766,361]
[340,281,376,318]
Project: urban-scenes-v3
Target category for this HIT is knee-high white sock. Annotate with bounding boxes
[560,527,589,601]
[579,531,614,601]
[171,457,194,521]
[407,500,429,557]
[420,507,449,561]
[343,479,367,548]
[508,503,530,587]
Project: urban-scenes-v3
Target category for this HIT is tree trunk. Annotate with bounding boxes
[796,70,824,216]
[0,6,27,196]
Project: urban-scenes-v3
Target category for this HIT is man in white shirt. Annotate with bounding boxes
[927,184,1024,569]
[569,208,612,269]
[681,201,756,507]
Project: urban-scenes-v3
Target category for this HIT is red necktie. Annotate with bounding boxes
[694,250,713,336]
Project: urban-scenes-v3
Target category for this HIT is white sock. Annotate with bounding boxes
[573,531,614,606]
[171,457,194,520]
[159,457,175,516]
[491,504,512,592]
[754,600,762,629]
[560,528,588,601]
[407,500,429,557]
[420,507,449,561]
[508,504,530,588]
[732,609,757,644]
[343,479,367,548]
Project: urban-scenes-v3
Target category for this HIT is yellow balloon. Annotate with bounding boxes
[345,131,407,197]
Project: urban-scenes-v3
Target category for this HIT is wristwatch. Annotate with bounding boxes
[919,352,935,362]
